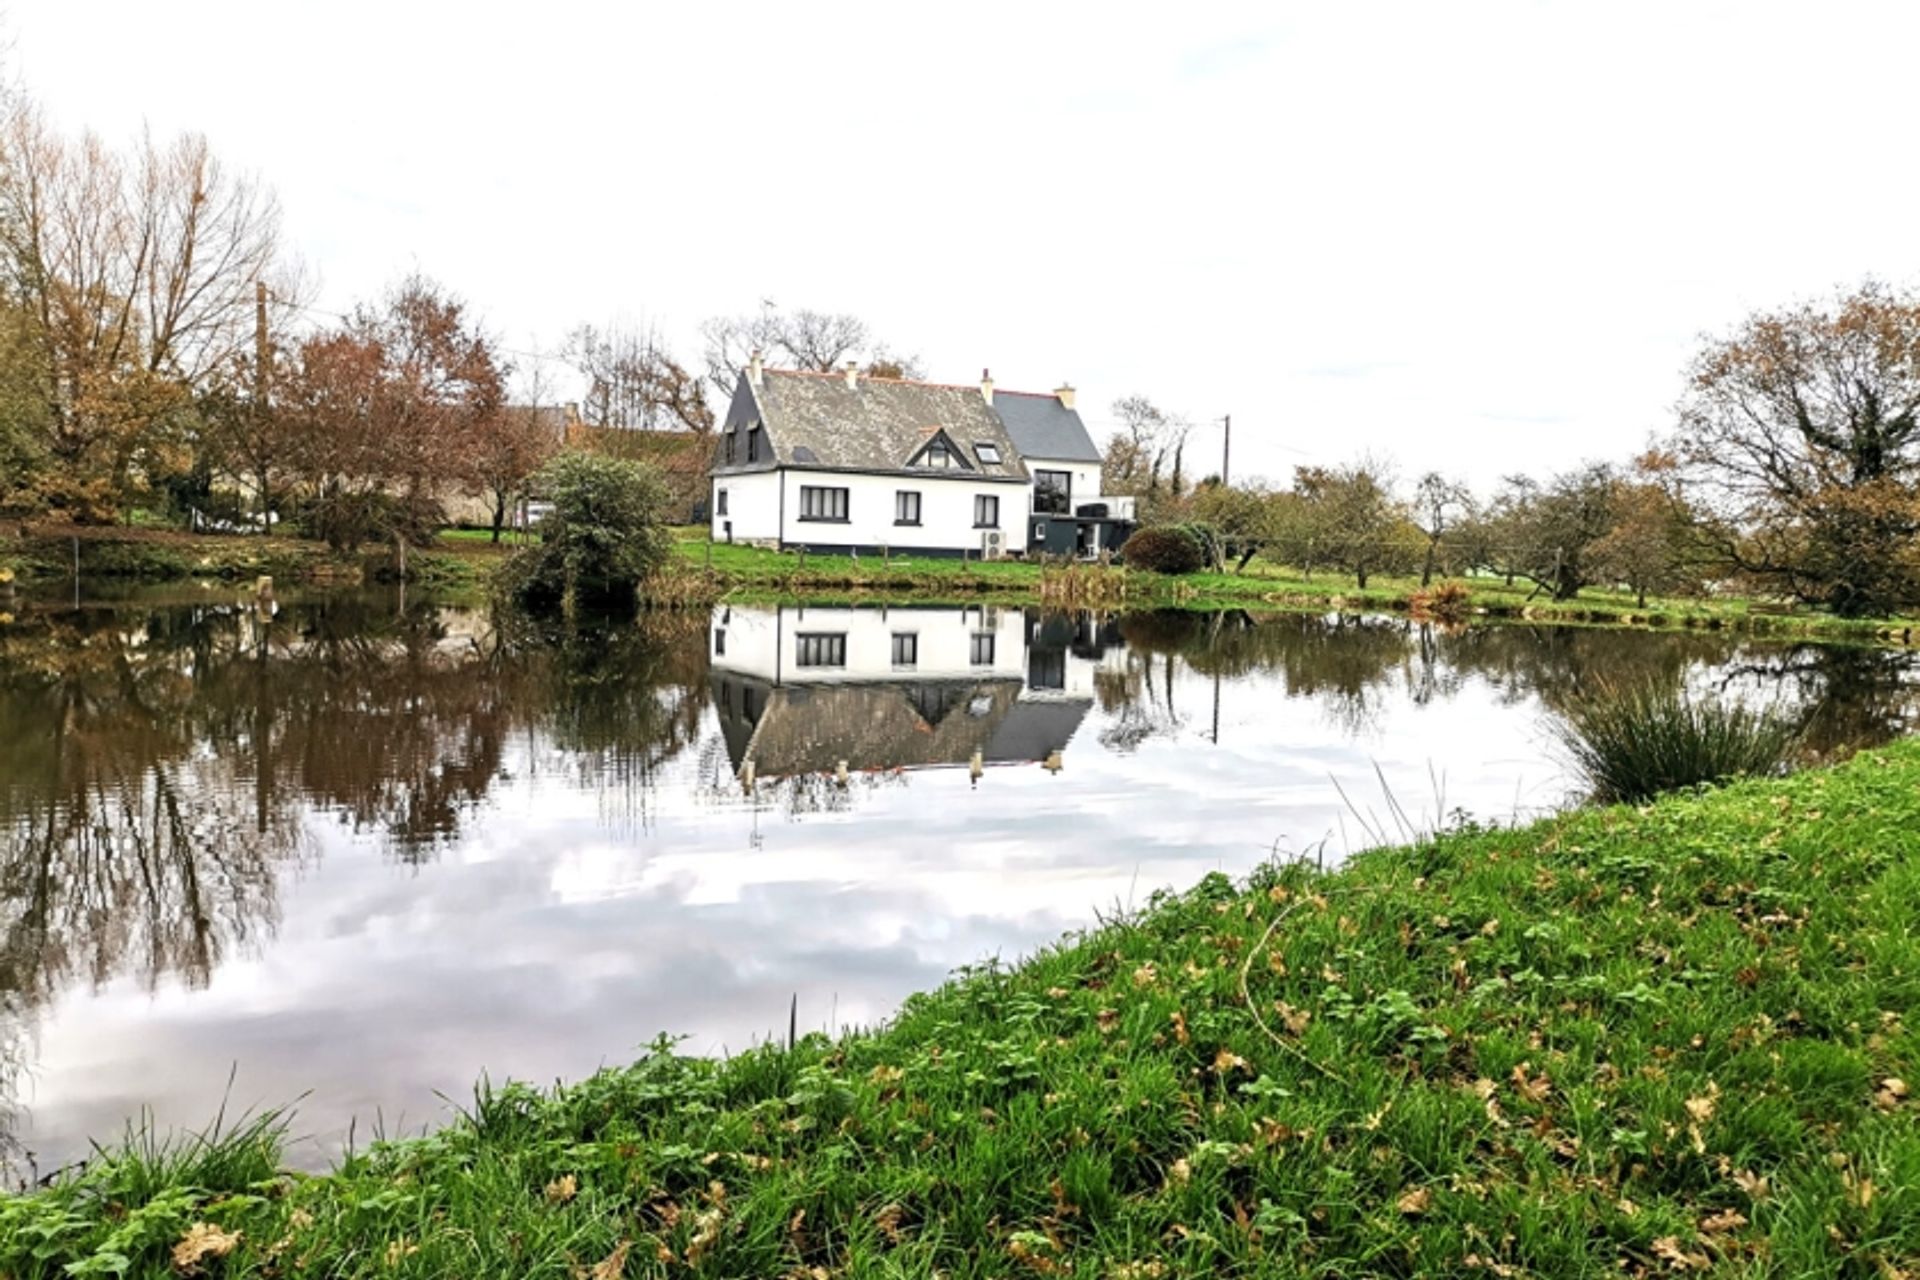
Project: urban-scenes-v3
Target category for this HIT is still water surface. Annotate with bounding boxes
[1,591,1914,1171]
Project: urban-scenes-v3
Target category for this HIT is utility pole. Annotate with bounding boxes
[254,281,271,531]
[1221,413,1232,487]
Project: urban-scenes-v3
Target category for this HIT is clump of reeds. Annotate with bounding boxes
[1038,564,1132,607]
[1409,579,1471,624]
[1552,680,1800,803]
[637,566,724,609]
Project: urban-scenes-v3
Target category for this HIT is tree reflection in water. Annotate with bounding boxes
[0,593,712,1152]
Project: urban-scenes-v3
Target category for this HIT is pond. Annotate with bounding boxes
[1,590,1915,1174]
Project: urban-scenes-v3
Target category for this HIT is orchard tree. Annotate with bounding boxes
[1676,281,1920,615]
[1412,472,1473,586]
[1487,463,1621,601]
[1292,458,1418,589]
[1589,451,1704,607]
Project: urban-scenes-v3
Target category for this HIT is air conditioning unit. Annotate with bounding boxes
[980,529,1008,559]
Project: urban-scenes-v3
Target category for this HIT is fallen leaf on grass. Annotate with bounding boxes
[1274,1002,1311,1036]
[1874,1077,1909,1110]
[1170,1010,1190,1045]
[1097,1008,1120,1034]
[1684,1083,1720,1125]
[1396,1187,1431,1216]
[172,1222,241,1272]
[1700,1208,1748,1234]
[1731,1169,1770,1202]
[545,1174,579,1204]
[1651,1235,1710,1271]
[1213,1048,1250,1074]
[590,1239,631,1280]
[685,1207,725,1264]
[1511,1062,1552,1104]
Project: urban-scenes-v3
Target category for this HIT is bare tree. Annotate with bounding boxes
[699,305,922,401]
[1103,395,1193,509]
[0,105,289,517]
[564,322,713,433]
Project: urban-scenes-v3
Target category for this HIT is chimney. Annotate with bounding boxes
[1054,383,1076,410]
[843,360,860,389]
[980,368,994,405]
[747,349,763,388]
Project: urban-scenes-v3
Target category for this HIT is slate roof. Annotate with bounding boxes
[712,676,1035,778]
[991,389,1104,464]
[712,369,1029,482]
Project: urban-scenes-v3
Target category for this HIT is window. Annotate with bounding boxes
[725,432,737,465]
[716,488,729,516]
[891,633,918,667]
[1034,469,1072,515]
[747,425,764,463]
[974,442,1002,465]
[917,438,964,469]
[714,629,726,656]
[974,494,1000,528]
[796,633,847,667]
[970,632,996,665]
[895,491,922,525]
[799,486,849,522]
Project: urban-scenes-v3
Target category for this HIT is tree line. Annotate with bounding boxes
[0,81,928,549]
[1109,281,1920,618]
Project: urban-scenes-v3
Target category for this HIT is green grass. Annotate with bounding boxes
[675,534,1920,639]
[6,741,1920,1276]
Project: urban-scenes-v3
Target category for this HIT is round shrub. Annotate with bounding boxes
[1120,525,1206,575]
[503,451,675,607]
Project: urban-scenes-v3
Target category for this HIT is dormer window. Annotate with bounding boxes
[974,442,1002,465]
[911,432,972,471]
[747,425,764,463]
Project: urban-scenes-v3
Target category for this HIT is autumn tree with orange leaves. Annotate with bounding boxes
[1677,282,1920,616]
[280,276,504,551]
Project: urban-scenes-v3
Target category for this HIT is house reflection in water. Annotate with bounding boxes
[708,605,1119,783]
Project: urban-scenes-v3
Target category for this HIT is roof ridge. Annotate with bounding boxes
[762,367,1063,398]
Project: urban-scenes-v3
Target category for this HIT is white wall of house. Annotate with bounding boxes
[709,603,781,675]
[711,471,783,544]
[711,605,1027,685]
[776,469,1031,556]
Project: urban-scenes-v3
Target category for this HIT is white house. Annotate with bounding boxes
[707,604,1118,780]
[708,359,1134,558]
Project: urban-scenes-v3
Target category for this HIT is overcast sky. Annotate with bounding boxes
[9,2,1916,489]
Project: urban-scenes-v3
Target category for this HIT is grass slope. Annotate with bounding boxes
[6,743,1919,1277]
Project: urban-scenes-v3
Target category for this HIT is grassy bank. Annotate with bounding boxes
[9,523,1920,643]
[6,743,1918,1277]
[678,535,1920,642]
